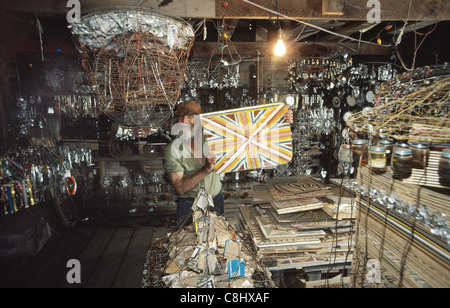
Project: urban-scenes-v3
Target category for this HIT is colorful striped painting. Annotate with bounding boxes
[201,103,293,174]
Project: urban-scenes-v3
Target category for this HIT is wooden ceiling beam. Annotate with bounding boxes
[0,0,216,18]
[2,0,449,21]
[217,0,450,21]
[385,20,440,35]
[319,21,371,42]
[225,19,240,39]
[10,38,393,58]
[191,41,393,57]
[286,20,346,41]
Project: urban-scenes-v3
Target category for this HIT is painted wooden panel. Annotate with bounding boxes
[201,103,293,174]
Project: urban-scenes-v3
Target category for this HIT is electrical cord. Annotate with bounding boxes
[242,0,392,47]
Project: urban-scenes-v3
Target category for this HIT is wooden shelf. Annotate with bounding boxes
[93,154,164,162]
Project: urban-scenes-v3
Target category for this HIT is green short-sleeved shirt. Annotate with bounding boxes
[164,135,222,199]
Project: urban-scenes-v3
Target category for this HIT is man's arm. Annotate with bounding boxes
[169,154,216,196]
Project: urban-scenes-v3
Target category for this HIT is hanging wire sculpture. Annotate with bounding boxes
[346,64,450,145]
[69,7,195,137]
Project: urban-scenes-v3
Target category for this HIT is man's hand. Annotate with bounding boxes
[284,109,294,124]
[204,153,217,173]
[169,153,217,196]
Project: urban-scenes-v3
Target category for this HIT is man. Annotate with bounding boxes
[164,101,223,225]
[164,101,294,226]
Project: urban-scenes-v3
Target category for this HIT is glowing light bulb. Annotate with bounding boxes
[274,29,286,56]
[274,39,286,56]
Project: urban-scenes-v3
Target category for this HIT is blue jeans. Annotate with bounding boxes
[176,192,225,226]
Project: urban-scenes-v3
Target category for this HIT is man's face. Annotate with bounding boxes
[180,114,195,126]
[175,113,202,142]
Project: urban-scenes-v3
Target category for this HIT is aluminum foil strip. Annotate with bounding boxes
[69,9,194,50]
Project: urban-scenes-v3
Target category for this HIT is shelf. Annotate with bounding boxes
[93,154,164,162]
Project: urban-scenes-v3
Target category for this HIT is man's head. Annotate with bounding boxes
[171,101,203,140]
[174,101,201,125]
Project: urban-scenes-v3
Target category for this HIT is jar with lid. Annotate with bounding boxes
[378,135,393,143]
[372,133,392,147]
[391,148,413,179]
[338,144,353,163]
[378,139,394,164]
[352,139,368,165]
[409,143,429,169]
[438,149,450,180]
[369,146,387,169]
[394,143,410,151]
[350,124,369,140]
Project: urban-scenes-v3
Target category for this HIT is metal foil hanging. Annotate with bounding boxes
[69,8,195,136]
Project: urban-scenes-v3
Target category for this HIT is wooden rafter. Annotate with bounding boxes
[191,41,393,57]
[217,0,450,21]
[1,0,449,21]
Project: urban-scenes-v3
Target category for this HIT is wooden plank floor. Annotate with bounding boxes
[0,225,155,288]
[65,226,154,288]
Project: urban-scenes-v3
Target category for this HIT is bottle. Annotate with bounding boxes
[392,148,413,179]
[369,146,387,169]
[438,149,450,180]
[409,143,429,169]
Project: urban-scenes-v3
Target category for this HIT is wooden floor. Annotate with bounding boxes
[0,224,157,288]
[0,193,246,288]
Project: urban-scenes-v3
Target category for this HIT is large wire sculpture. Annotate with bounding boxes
[346,64,450,145]
[69,7,195,136]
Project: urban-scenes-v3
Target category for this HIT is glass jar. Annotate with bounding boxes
[338,144,353,163]
[438,149,450,180]
[378,139,394,164]
[409,143,429,169]
[394,142,410,151]
[379,135,394,143]
[350,124,369,140]
[352,139,368,165]
[372,133,392,146]
[369,146,387,169]
[391,148,413,179]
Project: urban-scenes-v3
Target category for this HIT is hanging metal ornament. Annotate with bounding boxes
[332,96,341,108]
[69,8,195,136]
[356,94,365,105]
[346,95,356,107]
[366,90,375,103]
[343,111,353,123]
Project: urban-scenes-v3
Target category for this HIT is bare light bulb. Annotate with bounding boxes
[274,39,286,56]
[274,29,286,56]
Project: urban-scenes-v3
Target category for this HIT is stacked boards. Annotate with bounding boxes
[350,165,450,288]
[241,176,356,274]
[352,198,450,288]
